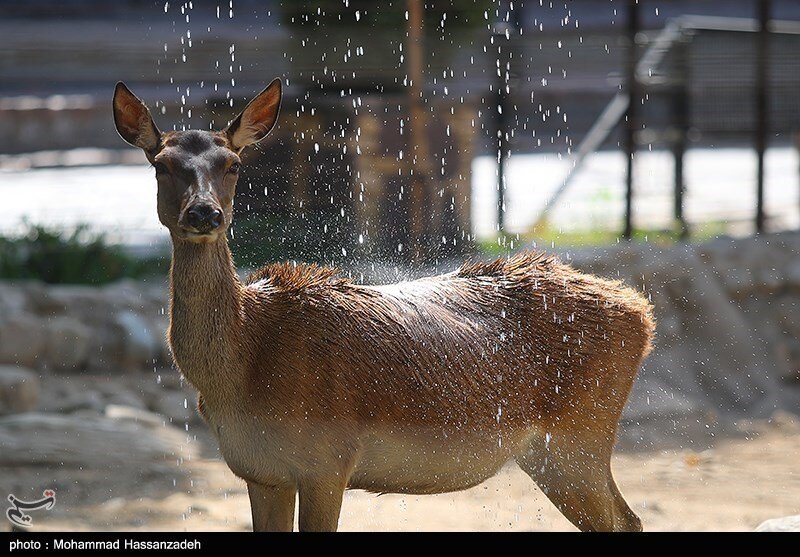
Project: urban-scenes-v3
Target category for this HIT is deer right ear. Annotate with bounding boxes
[113,82,161,154]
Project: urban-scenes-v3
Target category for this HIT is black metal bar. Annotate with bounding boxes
[495,71,507,234]
[492,2,513,236]
[623,0,640,240]
[797,132,800,223]
[755,0,770,234]
[673,35,689,240]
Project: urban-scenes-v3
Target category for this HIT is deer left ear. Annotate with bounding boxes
[112,82,161,154]
[225,78,282,152]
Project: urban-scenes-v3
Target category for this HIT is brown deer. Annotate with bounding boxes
[113,79,654,532]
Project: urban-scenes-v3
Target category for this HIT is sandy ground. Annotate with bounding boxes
[17,416,800,532]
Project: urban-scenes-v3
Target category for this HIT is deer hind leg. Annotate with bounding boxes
[247,481,297,532]
[515,429,641,532]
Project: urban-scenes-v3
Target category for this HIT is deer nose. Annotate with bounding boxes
[186,204,223,232]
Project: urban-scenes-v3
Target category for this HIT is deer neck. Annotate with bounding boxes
[168,234,244,395]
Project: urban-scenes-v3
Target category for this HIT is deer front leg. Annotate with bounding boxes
[297,476,347,532]
[247,481,296,532]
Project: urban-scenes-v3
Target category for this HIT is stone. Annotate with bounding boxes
[105,391,146,410]
[0,230,800,434]
[0,412,195,468]
[148,389,203,426]
[568,242,782,420]
[29,284,109,319]
[51,390,105,414]
[0,366,40,415]
[0,314,47,369]
[113,310,159,369]
[148,316,171,363]
[85,312,166,372]
[622,376,701,422]
[101,280,152,312]
[756,515,800,532]
[84,329,119,372]
[105,404,165,428]
[0,283,30,317]
[43,317,92,371]
[786,260,800,288]
[137,370,184,395]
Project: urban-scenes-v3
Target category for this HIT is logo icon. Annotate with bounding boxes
[6,490,56,528]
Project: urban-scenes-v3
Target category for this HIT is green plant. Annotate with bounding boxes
[477,218,731,257]
[0,223,167,285]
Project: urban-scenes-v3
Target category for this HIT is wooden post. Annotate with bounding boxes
[406,0,432,262]
[755,0,770,234]
[623,0,640,240]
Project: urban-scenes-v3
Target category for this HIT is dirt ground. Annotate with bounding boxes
[18,416,800,532]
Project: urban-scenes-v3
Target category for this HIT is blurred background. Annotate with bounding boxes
[3,0,800,270]
[1,0,800,532]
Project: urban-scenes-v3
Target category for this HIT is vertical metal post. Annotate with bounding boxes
[495,66,508,235]
[623,0,640,240]
[673,36,689,240]
[755,0,770,234]
[406,0,431,262]
[492,2,513,236]
[796,132,800,225]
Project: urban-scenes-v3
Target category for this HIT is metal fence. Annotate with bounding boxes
[495,0,800,240]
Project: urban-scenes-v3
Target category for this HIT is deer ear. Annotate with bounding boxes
[113,82,161,153]
[225,79,282,152]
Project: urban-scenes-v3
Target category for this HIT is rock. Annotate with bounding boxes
[0,283,30,317]
[148,369,185,390]
[36,375,147,415]
[29,284,109,322]
[0,314,47,368]
[43,317,92,371]
[756,515,800,532]
[84,330,118,372]
[88,380,147,409]
[0,412,195,468]
[41,388,105,414]
[570,243,782,420]
[113,310,160,368]
[148,389,202,426]
[786,260,800,288]
[85,312,166,372]
[35,376,77,412]
[5,280,171,372]
[104,391,146,410]
[0,366,40,415]
[102,280,155,313]
[148,316,171,363]
[622,376,701,422]
[105,404,164,427]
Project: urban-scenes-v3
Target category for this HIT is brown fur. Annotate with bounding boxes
[113,79,655,532]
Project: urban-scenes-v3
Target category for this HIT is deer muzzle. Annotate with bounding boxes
[183,202,223,234]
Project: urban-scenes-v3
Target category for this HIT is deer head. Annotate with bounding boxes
[113,80,282,243]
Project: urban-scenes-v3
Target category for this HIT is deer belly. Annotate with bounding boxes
[212,419,296,485]
[349,429,530,495]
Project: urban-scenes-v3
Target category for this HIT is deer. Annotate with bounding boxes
[113,78,655,532]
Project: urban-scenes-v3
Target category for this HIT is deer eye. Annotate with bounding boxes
[228,162,241,175]
[153,162,169,175]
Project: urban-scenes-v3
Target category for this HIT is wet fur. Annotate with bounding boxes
[115,80,654,531]
[178,245,653,530]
